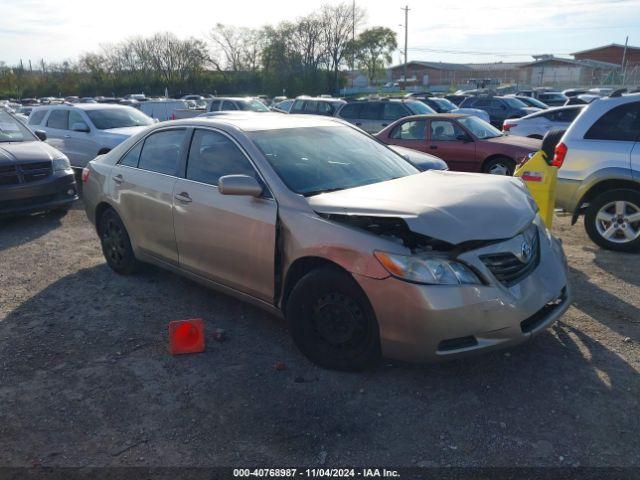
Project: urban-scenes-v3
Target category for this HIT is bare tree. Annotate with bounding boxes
[209,24,262,72]
[320,2,365,93]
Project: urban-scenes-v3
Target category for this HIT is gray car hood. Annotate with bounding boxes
[308,171,536,245]
[0,140,64,165]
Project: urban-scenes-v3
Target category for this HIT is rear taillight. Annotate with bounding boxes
[81,167,90,183]
[171,113,176,120]
[552,142,567,167]
[503,123,515,132]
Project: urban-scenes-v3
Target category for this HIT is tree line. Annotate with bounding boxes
[0,3,398,99]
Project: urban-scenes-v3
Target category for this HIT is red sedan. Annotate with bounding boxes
[376,113,541,175]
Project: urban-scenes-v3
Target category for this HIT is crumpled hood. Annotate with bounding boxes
[0,140,65,165]
[308,171,536,245]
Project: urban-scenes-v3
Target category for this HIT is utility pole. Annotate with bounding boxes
[621,35,629,86]
[402,6,409,91]
[352,0,356,88]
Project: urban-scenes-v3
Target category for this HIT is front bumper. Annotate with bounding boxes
[355,221,571,363]
[0,169,78,217]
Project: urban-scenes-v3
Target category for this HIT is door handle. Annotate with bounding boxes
[175,192,192,204]
[430,145,438,150]
[113,174,123,184]
[355,122,362,126]
[64,134,71,139]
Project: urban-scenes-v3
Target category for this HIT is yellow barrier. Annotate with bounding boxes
[514,151,558,228]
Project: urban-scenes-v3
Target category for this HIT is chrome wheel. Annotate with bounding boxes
[595,201,640,244]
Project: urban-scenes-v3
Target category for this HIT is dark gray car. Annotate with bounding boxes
[0,110,77,217]
[459,96,541,128]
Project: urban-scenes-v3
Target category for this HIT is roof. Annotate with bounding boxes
[571,43,640,56]
[165,112,349,132]
[390,61,472,72]
[521,56,620,69]
[32,103,133,111]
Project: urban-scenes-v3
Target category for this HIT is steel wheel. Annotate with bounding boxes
[595,200,640,244]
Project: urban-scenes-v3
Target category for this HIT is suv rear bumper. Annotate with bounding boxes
[0,169,78,217]
[555,177,581,213]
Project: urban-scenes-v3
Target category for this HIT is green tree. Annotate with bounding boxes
[350,27,397,86]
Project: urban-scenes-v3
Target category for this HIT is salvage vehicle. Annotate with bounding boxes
[0,110,77,217]
[554,92,640,252]
[376,114,540,175]
[82,113,570,370]
[28,104,154,170]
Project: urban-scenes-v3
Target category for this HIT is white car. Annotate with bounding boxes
[28,104,154,169]
[554,93,640,251]
[138,99,190,122]
[502,105,585,139]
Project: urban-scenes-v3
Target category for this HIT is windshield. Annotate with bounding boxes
[240,100,270,112]
[407,101,436,115]
[85,108,153,130]
[522,97,548,109]
[430,98,457,112]
[502,97,527,109]
[459,116,503,139]
[249,126,418,196]
[0,111,36,143]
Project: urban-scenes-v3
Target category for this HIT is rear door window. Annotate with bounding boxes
[28,109,47,125]
[221,101,238,111]
[138,129,187,176]
[209,100,221,111]
[338,103,363,119]
[46,110,69,129]
[361,103,383,120]
[585,102,640,141]
[303,101,318,113]
[390,120,426,140]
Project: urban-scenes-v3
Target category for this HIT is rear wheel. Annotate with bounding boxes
[98,209,139,274]
[482,156,515,176]
[286,266,381,371]
[584,189,640,252]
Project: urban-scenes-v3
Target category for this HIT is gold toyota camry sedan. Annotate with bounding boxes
[82,112,570,370]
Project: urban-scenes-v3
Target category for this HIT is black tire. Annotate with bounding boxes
[98,209,139,274]
[482,156,515,176]
[584,189,640,252]
[286,266,381,371]
[541,128,566,164]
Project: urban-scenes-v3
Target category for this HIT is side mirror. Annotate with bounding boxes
[218,174,263,197]
[34,130,47,141]
[72,122,90,133]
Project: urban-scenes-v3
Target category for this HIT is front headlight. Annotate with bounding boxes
[52,157,71,171]
[374,251,482,285]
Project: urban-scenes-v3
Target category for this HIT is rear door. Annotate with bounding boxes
[380,103,409,134]
[111,128,189,264]
[427,118,477,171]
[172,128,277,301]
[337,103,364,129]
[43,109,69,158]
[360,102,383,133]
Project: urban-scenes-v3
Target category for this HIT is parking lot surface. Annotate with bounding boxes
[1,203,639,467]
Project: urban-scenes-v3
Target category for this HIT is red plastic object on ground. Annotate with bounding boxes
[169,318,205,355]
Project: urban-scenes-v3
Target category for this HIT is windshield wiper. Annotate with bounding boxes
[302,187,347,197]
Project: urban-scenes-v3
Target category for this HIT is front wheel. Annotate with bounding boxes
[482,156,515,176]
[584,190,640,252]
[286,266,381,371]
[98,209,139,274]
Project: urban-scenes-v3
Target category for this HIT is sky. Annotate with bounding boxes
[1,0,640,66]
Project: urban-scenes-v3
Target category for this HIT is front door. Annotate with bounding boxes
[172,128,277,302]
[111,128,188,265]
[427,119,477,172]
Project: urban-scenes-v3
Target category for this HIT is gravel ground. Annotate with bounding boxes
[0,203,638,468]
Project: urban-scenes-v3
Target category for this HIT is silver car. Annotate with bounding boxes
[82,113,570,370]
[28,104,154,169]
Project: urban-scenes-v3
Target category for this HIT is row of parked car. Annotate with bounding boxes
[1,87,638,370]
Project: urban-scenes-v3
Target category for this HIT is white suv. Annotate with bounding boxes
[554,93,640,251]
[29,104,154,169]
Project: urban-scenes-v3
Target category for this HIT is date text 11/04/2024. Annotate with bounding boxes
[233,468,400,478]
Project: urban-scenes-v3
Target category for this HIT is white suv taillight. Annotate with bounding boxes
[81,167,91,183]
[552,142,567,168]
